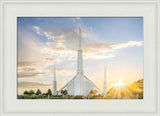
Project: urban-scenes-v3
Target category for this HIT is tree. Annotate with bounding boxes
[61,90,64,97]
[89,90,94,97]
[89,90,97,98]
[29,90,35,95]
[47,89,52,96]
[61,90,68,98]
[36,89,41,95]
[24,90,29,95]
[63,90,68,96]
[93,90,97,97]
[97,94,101,97]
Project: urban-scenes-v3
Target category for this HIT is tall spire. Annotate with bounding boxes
[53,65,57,95]
[79,28,82,50]
[103,65,107,96]
[77,28,83,75]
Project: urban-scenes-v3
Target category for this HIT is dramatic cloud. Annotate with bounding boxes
[18,25,143,80]
[82,40,143,59]
[42,39,143,60]
[18,72,46,79]
[18,82,51,88]
[18,61,36,67]
[83,41,143,52]
[18,30,45,62]
[33,26,43,35]
[46,68,75,76]
[111,41,143,50]
[18,58,59,69]
[18,58,60,78]
[32,25,143,60]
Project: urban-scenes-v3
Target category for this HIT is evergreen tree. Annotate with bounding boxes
[47,89,52,96]
[24,90,29,95]
[61,90,68,98]
[36,89,41,95]
[29,90,35,95]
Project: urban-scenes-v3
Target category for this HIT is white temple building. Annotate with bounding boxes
[58,28,102,97]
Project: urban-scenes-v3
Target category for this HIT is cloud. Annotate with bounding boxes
[32,26,143,60]
[18,72,46,79]
[18,58,59,69]
[18,82,51,88]
[33,26,54,40]
[18,58,60,79]
[18,61,36,67]
[56,68,75,76]
[82,40,143,59]
[83,40,143,52]
[33,26,42,35]
[18,25,143,80]
[33,26,67,42]
[53,34,65,40]
[44,32,53,40]
[34,26,40,31]
[111,41,143,50]
[42,39,143,60]
[18,30,46,62]
[46,68,75,76]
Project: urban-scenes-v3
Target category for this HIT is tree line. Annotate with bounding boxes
[19,89,102,99]
[23,89,52,96]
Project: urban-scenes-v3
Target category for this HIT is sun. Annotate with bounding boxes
[114,80,126,88]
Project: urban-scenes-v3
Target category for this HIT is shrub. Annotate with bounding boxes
[74,96,83,99]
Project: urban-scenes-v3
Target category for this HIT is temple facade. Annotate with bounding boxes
[58,28,102,97]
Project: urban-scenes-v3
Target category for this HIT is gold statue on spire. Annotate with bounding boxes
[79,28,81,33]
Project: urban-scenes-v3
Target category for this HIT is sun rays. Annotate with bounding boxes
[104,79,143,99]
[114,80,126,88]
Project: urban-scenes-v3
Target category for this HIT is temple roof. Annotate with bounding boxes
[58,75,102,94]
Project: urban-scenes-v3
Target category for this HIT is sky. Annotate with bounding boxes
[17,17,143,95]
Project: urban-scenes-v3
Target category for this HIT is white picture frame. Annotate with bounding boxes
[0,0,159,116]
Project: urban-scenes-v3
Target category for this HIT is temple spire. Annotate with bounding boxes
[103,65,107,96]
[53,65,57,95]
[77,28,83,75]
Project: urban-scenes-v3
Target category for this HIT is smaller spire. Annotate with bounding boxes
[103,65,107,96]
[104,65,106,81]
[54,65,56,81]
[53,65,57,95]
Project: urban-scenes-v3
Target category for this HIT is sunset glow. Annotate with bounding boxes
[114,80,126,88]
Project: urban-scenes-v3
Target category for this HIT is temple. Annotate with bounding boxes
[58,28,102,97]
